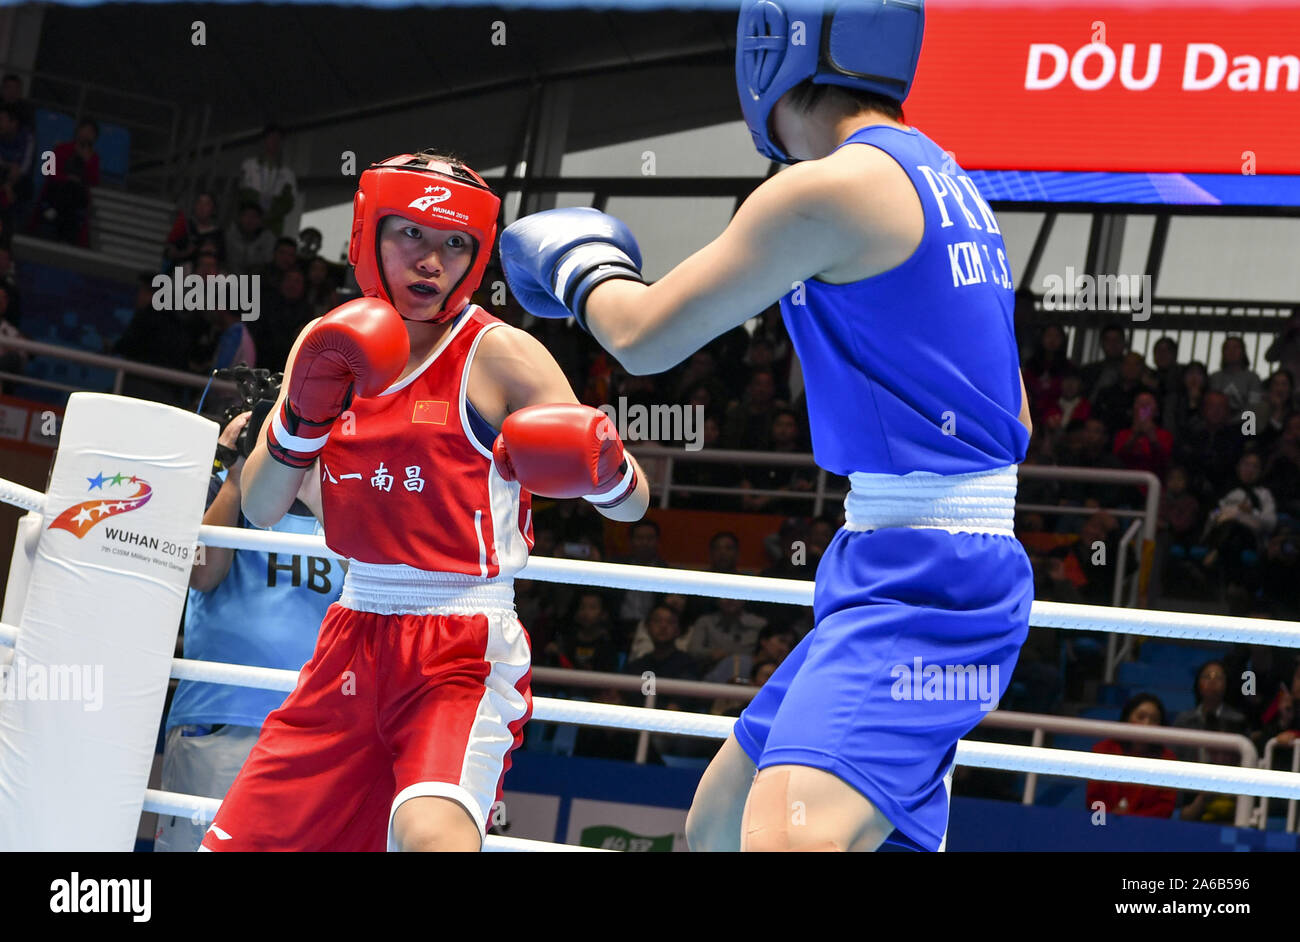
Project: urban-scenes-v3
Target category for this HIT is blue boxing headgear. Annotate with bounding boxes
[737,0,925,163]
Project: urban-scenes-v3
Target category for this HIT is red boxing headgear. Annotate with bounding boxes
[348,154,501,322]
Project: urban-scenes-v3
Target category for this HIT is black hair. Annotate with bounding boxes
[0,103,19,122]
[1100,323,1126,338]
[238,200,263,216]
[1192,660,1226,704]
[709,531,739,549]
[275,236,298,250]
[647,603,678,625]
[784,80,904,124]
[630,519,660,539]
[75,117,99,138]
[1,74,21,86]
[1153,336,1177,353]
[1120,692,1166,725]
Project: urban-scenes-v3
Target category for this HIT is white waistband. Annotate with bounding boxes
[340,560,515,616]
[843,466,1018,535]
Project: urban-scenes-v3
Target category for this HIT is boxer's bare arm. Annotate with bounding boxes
[473,325,650,522]
[583,152,885,375]
[240,318,322,528]
[1019,371,1033,435]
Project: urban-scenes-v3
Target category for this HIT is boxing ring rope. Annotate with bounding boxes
[2,612,1299,803]
[6,476,1300,848]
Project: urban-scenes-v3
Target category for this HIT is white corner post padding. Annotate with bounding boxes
[0,393,216,850]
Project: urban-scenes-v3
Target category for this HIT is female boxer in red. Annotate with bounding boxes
[202,152,649,852]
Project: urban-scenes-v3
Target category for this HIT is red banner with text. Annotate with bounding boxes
[908,1,1300,173]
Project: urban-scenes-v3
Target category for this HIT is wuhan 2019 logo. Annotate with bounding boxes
[47,471,153,539]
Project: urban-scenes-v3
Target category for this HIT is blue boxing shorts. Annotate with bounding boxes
[734,524,1033,851]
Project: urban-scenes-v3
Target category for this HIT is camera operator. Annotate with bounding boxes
[155,396,343,852]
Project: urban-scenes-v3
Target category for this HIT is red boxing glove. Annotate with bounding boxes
[493,403,638,508]
[266,298,409,469]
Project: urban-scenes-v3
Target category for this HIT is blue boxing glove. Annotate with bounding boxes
[499,207,645,332]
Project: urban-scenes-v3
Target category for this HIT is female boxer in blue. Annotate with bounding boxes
[499,0,1033,851]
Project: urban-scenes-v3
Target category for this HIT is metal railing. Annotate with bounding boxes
[0,336,231,399]
[1259,737,1300,832]
[530,665,1259,826]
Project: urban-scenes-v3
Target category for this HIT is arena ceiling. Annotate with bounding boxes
[34,3,742,165]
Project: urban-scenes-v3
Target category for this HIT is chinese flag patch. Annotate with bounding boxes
[412,400,449,425]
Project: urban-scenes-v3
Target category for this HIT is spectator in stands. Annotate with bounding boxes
[1160,465,1204,558]
[185,250,225,372]
[681,530,743,629]
[305,256,340,318]
[1080,323,1129,399]
[703,623,793,686]
[224,201,275,276]
[541,590,618,673]
[1256,370,1295,452]
[211,304,256,371]
[114,272,195,401]
[1262,412,1300,520]
[252,265,310,374]
[722,366,783,450]
[1113,390,1173,481]
[261,236,301,293]
[0,103,34,225]
[238,123,299,238]
[1085,694,1177,819]
[1092,352,1157,435]
[0,75,33,132]
[1165,360,1207,434]
[1057,418,1126,509]
[0,282,25,393]
[156,415,342,851]
[1255,657,1300,768]
[672,412,741,510]
[1150,336,1183,415]
[671,348,730,412]
[1048,510,1119,606]
[1210,336,1264,416]
[739,409,816,514]
[163,191,223,272]
[1174,660,1249,823]
[684,597,767,672]
[1041,369,1090,440]
[1265,313,1300,391]
[1260,521,1300,620]
[624,604,700,687]
[297,226,322,262]
[612,519,667,644]
[28,117,99,246]
[1023,324,1070,419]
[1200,450,1276,586]
[1175,390,1245,498]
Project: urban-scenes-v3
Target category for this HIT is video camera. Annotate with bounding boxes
[213,364,283,466]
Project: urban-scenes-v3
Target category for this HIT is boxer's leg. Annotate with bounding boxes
[742,764,894,852]
[684,734,755,852]
[687,629,814,851]
[384,608,531,852]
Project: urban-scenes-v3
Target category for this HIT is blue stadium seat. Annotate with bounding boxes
[96,122,131,185]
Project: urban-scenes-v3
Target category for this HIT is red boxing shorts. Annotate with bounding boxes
[200,573,531,852]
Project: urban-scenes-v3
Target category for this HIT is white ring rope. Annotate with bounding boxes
[196,524,1300,645]
[139,790,604,852]
[2,622,1296,800]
